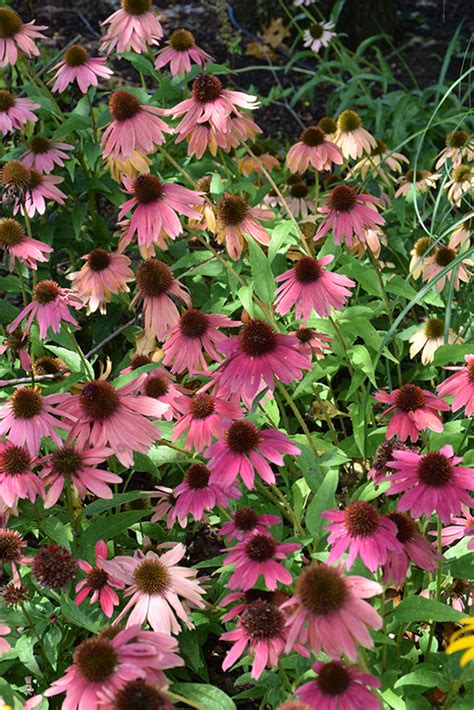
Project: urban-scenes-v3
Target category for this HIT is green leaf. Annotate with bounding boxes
[268,220,294,262]
[305,469,338,540]
[60,595,100,633]
[210,173,224,198]
[81,510,149,549]
[351,344,377,386]
[112,361,162,389]
[247,238,275,303]
[447,554,474,579]
[171,683,236,710]
[395,669,441,688]
[84,491,145,515]
[121,52,157,77]
[392,597,465,623]
[433,344,474,365]
[46,345,94,379]
[0,299,20,324]
[41,517,72,549]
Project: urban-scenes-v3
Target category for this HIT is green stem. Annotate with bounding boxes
[166,691,205,709]
[329,316,354,375]
[21,58,64,120]
[443,666,474,708]
[64,324,92,380]
[426,519,444,654]
[276,380,320,460]
[86,92,98,144]
[16,263,28,306]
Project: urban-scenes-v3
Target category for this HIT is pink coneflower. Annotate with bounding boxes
[215,319,311,405]
[182,113,262,159]
[169,463,239,527]
[368,440,418,485]
[214,192,274,261]
[395,169,441,198]
[100,679,175,709]
[221,598,288,679]
[43,624,182,709]
[102,91,172,160]
[39,444,121,508]
[168,72,259,136]
[386,445,474,523]
[0,217,52,271]
[375,383,450,442]
[283,564,382,659]
[0,528,31,586]
[68,248,134,315]
[436,130,474,169]
[224,531,299,591]
[0,387,73,457]
[133,259,191,341]
[274,254,355,320]
[286,126,343,173]
[238,143,279,177]
[101,0,163,55]
[50,45,112,94]
[323,501,402,572]
[438,354,474,416]
[293,327,333,360]
[220,588,289,622]
[13,170,66,218]
[206,420,300,489]
[163,308,240,374]
[422,235,472,292]
[75,541,125,618]
[141,367,188,421]
[439,506,474,546]
[8,279,83,339]
[303,21,336,53]
[284,179,314,218]
[220,508,281,542]
[173,391,242,452]
[21,136,73,174]
[333,110,377,159]
[382,511,439,586]
[0,7,47,67]
[118,174,203,253]
[155,28,212,76]
[0,624,11,655]
[0,89,39,136]
[63,377,168,467]
[296,660,381,710]
[0,442,43,508]
[102,545,205,634]
[315,185,385,247]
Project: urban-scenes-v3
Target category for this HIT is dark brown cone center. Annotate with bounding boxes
[416,452,452,487]
[189,393,215,419]
[79,381,120,421]
[297,565,348,616]
[395,384,426,412]
[226,420,260,454]
[245,533,277,562]
[238,319,277,357]
[343,501,380,537]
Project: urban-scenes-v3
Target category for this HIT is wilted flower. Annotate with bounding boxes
[214,193,274,261]
[32,544,77,589]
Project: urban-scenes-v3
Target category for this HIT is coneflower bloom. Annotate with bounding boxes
[0,328,31,372]
[118,174,203,253]
[315,185,385,247]
[274,254,355,320]
[422,235,472,292]
[215,319,311,404]
[435,130,474,169]
[214,192,274,261]
[155,28,212,76]
[238,143,279,177]
[395,169,441,198]
[0,7,47,67]
[445,164,474,207]
[163,308,240,374]
[182,113,261,159]
[141,368,188,421]
[206,420,300,489]
[450,217,473,249]
[409,317,459,365]
[293,327,333,360]
[8,279,83,339]
[107,149,151,183]
[375,384,449,442]
[283,564,382,659]
[382,512,439,586]
[287,126,343,173]
[221,598,288,679]
[439,506,474,546]
[0,89,39,136]
[223,531,299,590]
[296,660,381,710]
[101,679,175,709]
[168,72,259,137]
[284,179,314,218]
[134,259,191,340]
[21,136,73,174]
[0,528,31,586]
[50,45,113,93]
[13,170,66,218]
[63,377,168,467]
[31,544,77,589]
[75,541,125,618]
[323,501,402,572]
[0,217,52,271]
[0,625,11,655]
[103,545,205,634]
[437,354,474,417]
[351,139,408,183]
[43,624,182,709]
[368,440,418,485]
[169,463,239,527]
[173,391,242,452]
[220,508,281,542]
[101,0,164,55]
[302,21,336,53]
[68,249,134,315]
[0,442,43,508]
[409,236,432,279]
[0,387,73,456]
[386,445,474,523]
[333,110,377,160]
[102,91,172,160]
[39,444,121,508]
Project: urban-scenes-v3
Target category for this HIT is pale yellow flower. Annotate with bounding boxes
[409,318,460,365]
